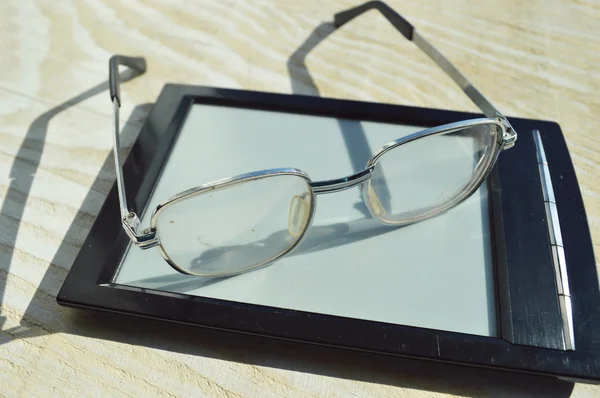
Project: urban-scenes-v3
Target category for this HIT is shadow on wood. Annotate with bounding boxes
[0,65,149,342]
[69,310,575,397]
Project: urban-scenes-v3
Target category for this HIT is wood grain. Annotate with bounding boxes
[1,0,599,396]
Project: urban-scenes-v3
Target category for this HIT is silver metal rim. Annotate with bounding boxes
[368,118,501,167]
[150,168,316,277]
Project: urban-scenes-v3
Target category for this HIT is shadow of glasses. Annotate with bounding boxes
[287,22,392,216]
[0,64,150,343]
[132,217,395,293]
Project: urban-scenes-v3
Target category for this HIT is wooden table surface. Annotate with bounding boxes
[1,0,599,396]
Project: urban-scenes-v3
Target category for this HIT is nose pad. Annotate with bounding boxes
[366,183,386,218]
[288,194,310,237]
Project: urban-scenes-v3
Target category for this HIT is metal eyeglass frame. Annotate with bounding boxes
[109,0,517,276]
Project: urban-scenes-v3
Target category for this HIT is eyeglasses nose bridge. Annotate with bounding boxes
[309,166,375,195]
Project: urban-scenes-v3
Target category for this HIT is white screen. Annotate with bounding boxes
[114,104,497,337]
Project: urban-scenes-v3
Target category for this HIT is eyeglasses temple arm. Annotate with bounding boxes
[334,1,516,147]
[109,55,153,243]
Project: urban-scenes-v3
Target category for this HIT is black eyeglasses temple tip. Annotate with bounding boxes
[109,55,147,106]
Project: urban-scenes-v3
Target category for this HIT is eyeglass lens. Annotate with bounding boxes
[365,123,500,225]
[154,174,313,276]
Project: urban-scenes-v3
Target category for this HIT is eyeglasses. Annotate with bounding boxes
[110,1,517,277]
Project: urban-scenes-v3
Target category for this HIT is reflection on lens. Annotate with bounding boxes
[365,123,500,225]
[154,174,313,276]
[288,193,310,237]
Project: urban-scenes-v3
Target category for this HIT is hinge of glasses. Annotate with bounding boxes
[122,212,159,249]
[497,114,517,150]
